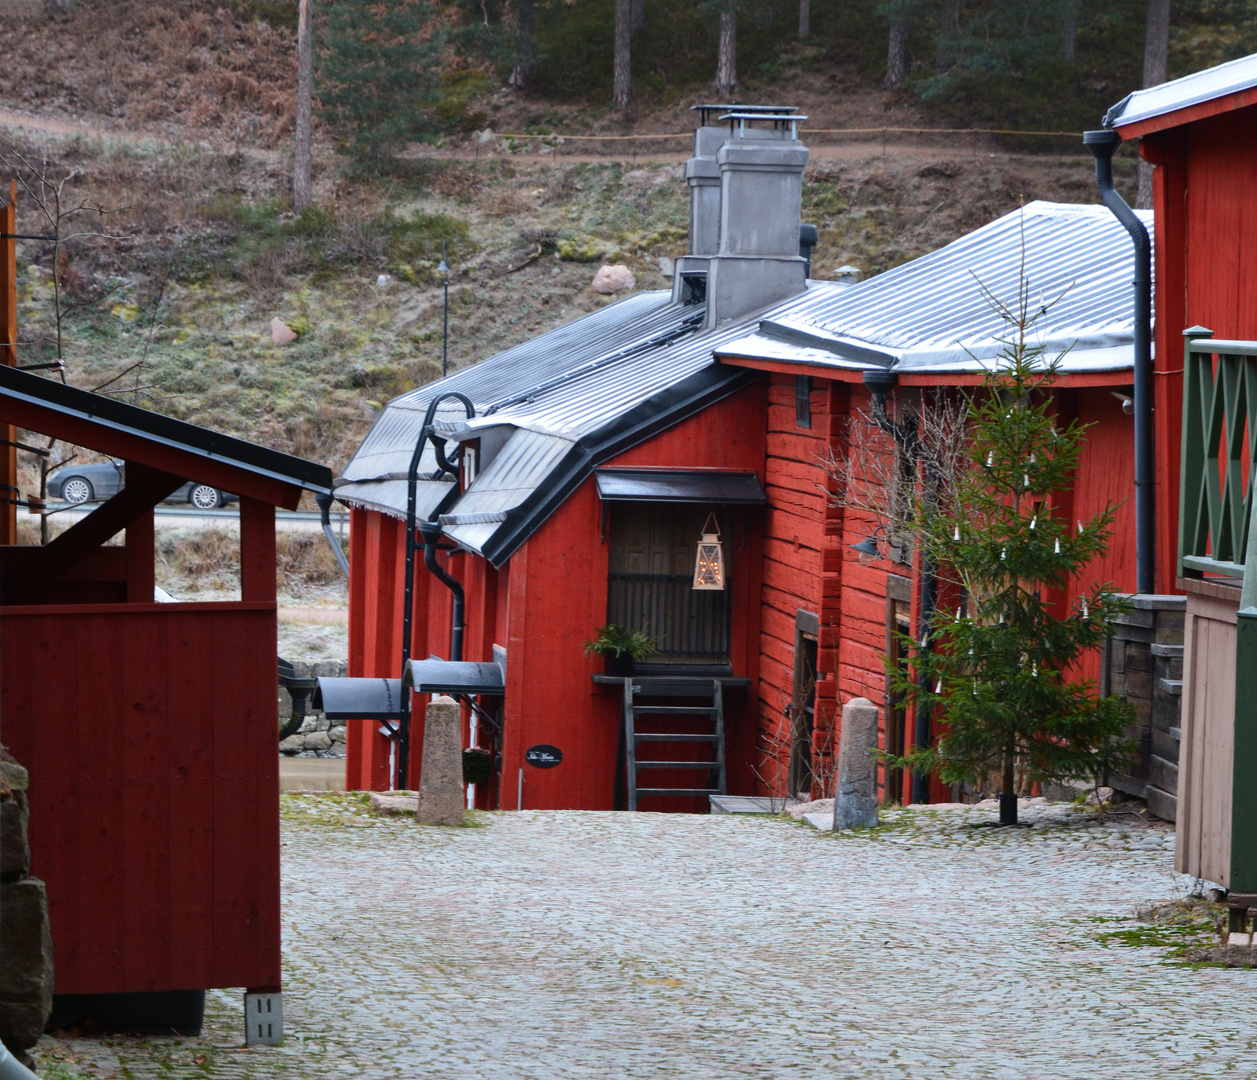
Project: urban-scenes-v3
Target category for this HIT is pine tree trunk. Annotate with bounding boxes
[885,20,908,89]
[1000,743,1018,826]
[1062,0,1077,63]
[716,0,737,97]
[798,0,809,39]
[510,0,535,89]
[1137,0,1170,209]
[613,0,631,107]
[936,0,958,71]
[632,0,644,35]
[293,0,314,211]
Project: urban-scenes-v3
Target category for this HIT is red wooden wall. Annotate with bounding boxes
[756,374,1138,806]
[1139,101,1257,591]
[346,381,769,809]
[1,602,281,995]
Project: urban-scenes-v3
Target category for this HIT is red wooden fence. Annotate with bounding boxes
[0,601,280,994]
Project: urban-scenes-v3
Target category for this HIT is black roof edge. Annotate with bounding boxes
[754,320,896,368]
[0,365,333,493]
[480,364,763,567]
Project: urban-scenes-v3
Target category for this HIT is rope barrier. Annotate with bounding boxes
[490,126,1082,141]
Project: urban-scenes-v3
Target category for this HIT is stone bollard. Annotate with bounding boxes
[0,747,55,1068]
[833,697,880,830]
[417,696,465,826]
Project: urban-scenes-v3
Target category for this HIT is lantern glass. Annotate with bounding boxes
[693,512,725,590]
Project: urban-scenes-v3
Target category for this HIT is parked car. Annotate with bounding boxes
[46,460,238,509]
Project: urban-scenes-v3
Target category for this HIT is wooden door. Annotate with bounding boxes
[607,503,730,666]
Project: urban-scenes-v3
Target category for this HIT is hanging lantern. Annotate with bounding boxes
[692,512,725,591]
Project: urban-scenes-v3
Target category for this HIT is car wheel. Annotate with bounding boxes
[189,484,222,510]
[61,477,94,504]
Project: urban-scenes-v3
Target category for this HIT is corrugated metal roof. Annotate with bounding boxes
[715,201,1151,374]
[340,291,681,487]
[1105,52,1257,130]
[338,200,1145,562]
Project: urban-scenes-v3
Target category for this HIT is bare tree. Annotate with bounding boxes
[823,389,972,562]
[799,0,809,39]
[936,0,958,71]
[1137,0,1170,209]
[716,0,737,97]
[294,0,315,210]
[1062,0,1078,63]
[613,0,631,106]
[510,0,536,89]
[885,19,908,88]
[0,148,131,541]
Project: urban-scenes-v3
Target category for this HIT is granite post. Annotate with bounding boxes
[417,695,465,826]
[0,747,55,1068]
[833,697,880,830]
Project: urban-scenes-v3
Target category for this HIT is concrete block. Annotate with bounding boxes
[244,991,283,1046]
[833,697,879,830]
[1145,785,1177,822]
[417,696,465,826]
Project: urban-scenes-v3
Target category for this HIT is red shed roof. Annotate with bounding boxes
[1107,52,1257,138]
[0,366,332,510]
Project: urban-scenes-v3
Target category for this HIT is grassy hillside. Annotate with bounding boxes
[3,0,1231,483]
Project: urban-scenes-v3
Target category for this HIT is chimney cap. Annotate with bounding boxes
[691,103,798,126]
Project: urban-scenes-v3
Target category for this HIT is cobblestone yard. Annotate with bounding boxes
[35,799,1255,1080]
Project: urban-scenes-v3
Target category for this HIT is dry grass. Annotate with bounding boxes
[1,0,297,147]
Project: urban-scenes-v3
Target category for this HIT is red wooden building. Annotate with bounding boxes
[0,366,331,1037]
[332,111,1147,811]
[1104,54,1257,891]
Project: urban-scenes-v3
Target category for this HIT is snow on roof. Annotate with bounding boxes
[1105,51,1257,131]
[716,201,1151,375]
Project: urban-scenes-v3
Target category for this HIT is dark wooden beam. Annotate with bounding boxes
[11,464,184,587]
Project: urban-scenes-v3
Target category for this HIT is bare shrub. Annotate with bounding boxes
[277,531,344,590]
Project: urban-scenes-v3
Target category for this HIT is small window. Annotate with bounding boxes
[795,375,812,429]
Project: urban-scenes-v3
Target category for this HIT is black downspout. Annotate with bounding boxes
[398,391,474,787]
[420,520,466,663]
[863,368,934,805]
[315,491,351,578]
[1084,128,1155,595]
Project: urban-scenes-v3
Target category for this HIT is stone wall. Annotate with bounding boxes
[278,659,349,758]
[0,745,55,1068]
[1102,595,1185,821]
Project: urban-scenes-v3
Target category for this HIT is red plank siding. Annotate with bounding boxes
[1,603,282,994]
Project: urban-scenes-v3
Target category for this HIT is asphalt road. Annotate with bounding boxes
[29,503,349,535]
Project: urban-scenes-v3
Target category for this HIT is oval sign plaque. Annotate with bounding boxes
[524,744,563,769]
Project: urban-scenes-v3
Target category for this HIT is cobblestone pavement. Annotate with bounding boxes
[35,799,1256,1080]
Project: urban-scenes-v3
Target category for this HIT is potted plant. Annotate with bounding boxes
[583,624,659,677]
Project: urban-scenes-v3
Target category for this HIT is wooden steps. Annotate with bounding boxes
[622,678,726,811]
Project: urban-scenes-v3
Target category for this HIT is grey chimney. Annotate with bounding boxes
[703,110,810,328]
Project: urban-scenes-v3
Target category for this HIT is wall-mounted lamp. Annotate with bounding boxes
[692,512,726,590]
[850,528,885,559]
[850,525,910,566]
[1110,390,1134,416]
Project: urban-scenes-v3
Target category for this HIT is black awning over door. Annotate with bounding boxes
[594,469,766,505]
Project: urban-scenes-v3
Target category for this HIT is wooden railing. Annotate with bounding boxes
[1178,328,1257,581]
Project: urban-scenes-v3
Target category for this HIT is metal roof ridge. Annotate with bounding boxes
[479,304,707,417]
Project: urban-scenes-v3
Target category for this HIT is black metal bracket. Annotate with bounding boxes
[0,233,58,241]
[0,438,49,456]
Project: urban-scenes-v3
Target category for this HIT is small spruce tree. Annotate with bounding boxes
[320,0,447,162]
[891,278,1135,826]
